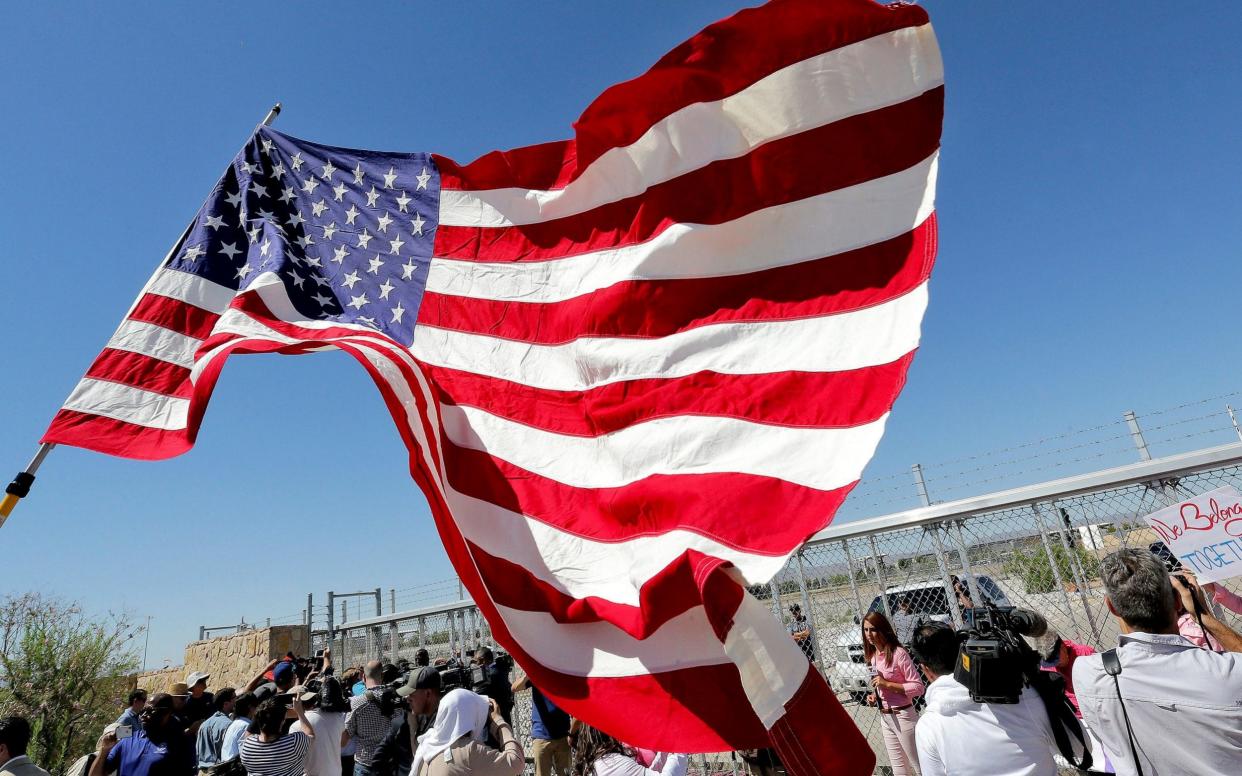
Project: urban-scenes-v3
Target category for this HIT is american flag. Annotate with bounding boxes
[43,1,942,772]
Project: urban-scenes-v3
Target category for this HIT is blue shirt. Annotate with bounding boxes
[105,730,169,776]
[196,711,233,767]
[221,718,251,761]
[115,708,144,732]
[529,687,570,740]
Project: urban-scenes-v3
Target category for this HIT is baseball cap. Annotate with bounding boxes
[396,666,442,697]
[186,671,210,687]
[272,662,295,683]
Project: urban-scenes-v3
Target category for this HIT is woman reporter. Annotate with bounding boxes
[863,611,925,776]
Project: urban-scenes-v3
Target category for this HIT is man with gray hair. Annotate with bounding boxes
[1073,548,1242,775]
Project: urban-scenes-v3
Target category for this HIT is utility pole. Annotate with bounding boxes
[142,615,152,670]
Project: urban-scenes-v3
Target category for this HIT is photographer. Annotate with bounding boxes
[470,650,512,725]
[344,662,399,776]
[292,678,349,776]
[910,622,1069,776]
[411,690,522,776]
[1073,549,1242,775]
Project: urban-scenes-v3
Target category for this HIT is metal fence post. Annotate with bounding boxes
[306,593,313,651]
[912,463,932,507]
[840,540,865,616]
[1124,410,1152,461]
[390,588,396,615]
[374,588,382,617]
[948,520,983,608]
[390,622,400,658]
[418,616,426,649]
[866,535,891,617]
[768,578,784,621]
[927,524,964,628]
[1031,503,1083,636]
[327,591,335,637]
[1048,502,1103,644]
[794,550,826,675]
[199,626,206,641]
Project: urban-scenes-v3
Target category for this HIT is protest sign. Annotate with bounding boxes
[1143,486,1242,584]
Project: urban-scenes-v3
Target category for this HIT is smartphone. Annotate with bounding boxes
[116,725,132,740]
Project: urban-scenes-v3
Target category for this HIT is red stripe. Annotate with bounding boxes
[422,218,935,343]
[426,353,914,436]
[444,441,853,551]
[128,294,220,339]
[84,349,194,398]
[436,0,929,191]
[770,669,875,776]
[411,450,774,753]
[41,410,192,460]
[466,541,719,638]
[433,91,942,262]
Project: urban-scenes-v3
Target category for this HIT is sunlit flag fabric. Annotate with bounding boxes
[42,0,942,772]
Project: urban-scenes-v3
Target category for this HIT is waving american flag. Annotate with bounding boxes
[43,1,942,772]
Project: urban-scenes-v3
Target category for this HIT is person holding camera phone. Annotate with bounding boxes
[411,690,522,776]
[90,694,180,776]
[1073,549,1242,776]
[861,611,924,776]
[239,692,315,776]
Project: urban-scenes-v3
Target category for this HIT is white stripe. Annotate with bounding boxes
[414,282,927,390]
[445,484,791,607]
[106,319,201,369]
[723,585,811,727]
[146,268,236,312]
[440,402,887,492]
[428,154,936,303]
[496,603,727,677]
[61,378,189,430]
[439,24,942,227]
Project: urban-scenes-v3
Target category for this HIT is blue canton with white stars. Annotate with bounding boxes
[166,126,439,346]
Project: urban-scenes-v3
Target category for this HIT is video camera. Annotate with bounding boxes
[953,606,1048,704]
[951,606,1092,770]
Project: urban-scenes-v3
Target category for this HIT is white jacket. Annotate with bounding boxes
[915,676,1062,776]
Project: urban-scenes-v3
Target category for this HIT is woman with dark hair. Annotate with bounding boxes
[862,611,924,776]
[570,725,686,776]
[293,679,349,776]
[240,692,314,776]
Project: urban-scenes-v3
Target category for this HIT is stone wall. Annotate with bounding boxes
[135,625,309,694]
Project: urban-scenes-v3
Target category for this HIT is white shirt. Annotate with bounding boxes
[915,675,1062,776]
[1073,631,1242,776]
[292,710,346,776]
[590,753,688,776]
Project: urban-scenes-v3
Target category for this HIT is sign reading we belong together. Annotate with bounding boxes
[1143,485,1242,584]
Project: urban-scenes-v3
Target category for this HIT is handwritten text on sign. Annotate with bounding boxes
[1143,486,1242,584]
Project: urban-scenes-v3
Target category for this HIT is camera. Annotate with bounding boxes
[953,607,1048,704]
[436,658,472,692]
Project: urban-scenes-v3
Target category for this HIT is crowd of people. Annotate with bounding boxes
[2,646,687,776]
[4,551,1240,776]
[830,547,1242,776]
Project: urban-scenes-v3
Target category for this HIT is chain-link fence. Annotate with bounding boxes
[279,435,1242,776]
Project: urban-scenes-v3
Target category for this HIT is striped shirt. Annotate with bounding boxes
[239,732,309,776]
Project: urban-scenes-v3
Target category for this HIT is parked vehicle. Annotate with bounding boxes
[832,574,1011,703]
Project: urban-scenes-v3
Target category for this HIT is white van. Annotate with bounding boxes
[831,574,1010,702]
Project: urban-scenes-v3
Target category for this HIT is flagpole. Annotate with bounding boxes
[0,102,283,528]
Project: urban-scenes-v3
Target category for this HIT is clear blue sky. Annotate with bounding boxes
[2,1,1240,670]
